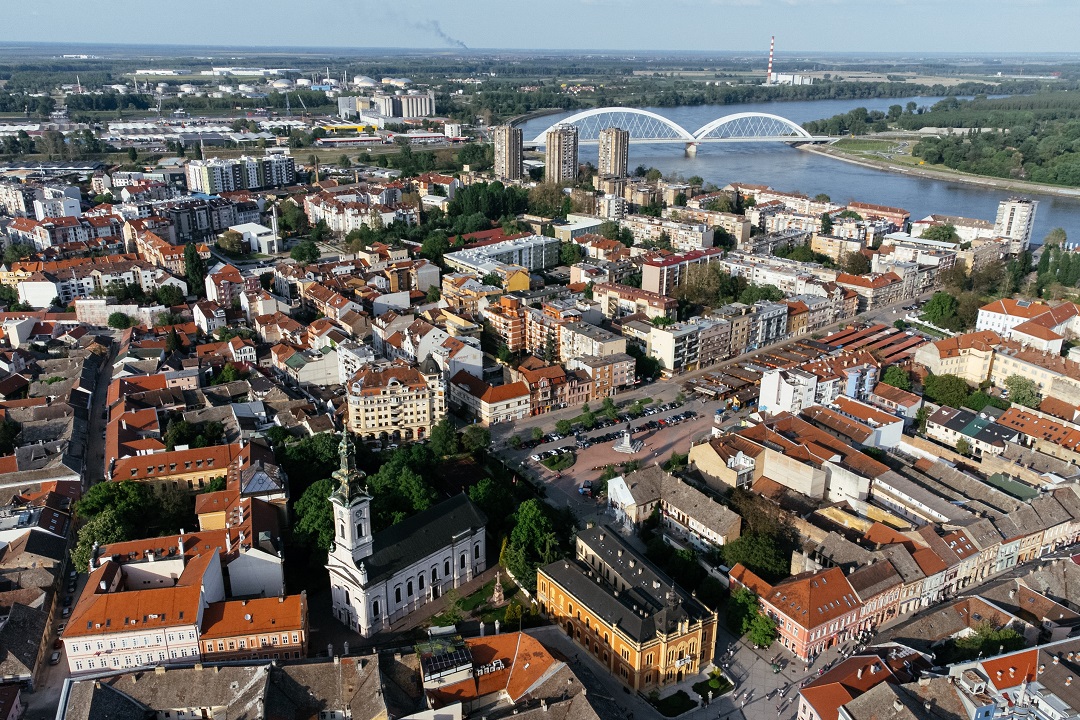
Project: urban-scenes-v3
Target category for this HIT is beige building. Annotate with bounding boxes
[448,371,531,425]
[346,360,446,443]
[545,125,578,184]
[810,233,866,263]
[913,330,1001,385]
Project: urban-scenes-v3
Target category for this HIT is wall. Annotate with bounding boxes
[75,298,166,328]
[227,548,284,598]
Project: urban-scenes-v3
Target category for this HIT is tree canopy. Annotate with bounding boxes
[923,373,973,408]
[1005,375,1042,408]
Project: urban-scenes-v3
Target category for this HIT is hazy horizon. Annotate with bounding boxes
[4,0,1079,56]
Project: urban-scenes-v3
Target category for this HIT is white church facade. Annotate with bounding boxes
[325,432,488,637]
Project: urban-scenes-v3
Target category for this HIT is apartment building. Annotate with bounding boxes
[481,296,526,352]
[567,353,636,398]
[492,125,523,181]
[205,263,259,305]
[345,361,446,443]
[184,154,295,194]
[619,215,711,251]
[545,125,578,184]
[597,127,629,177]
[560,321,626,363]
[994,197,1038,254]
[444,235,560,274]
[647,322,701,376]
[537,526,717,691]
[640,248,725,296]
[665,207,751,246]
[592,282,677,321]
[833,272,905,311]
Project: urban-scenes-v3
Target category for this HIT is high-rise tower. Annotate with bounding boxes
[545,124,579,184]
[598,127,630,177]
[493,125,523,180]
[994,197,1038,255]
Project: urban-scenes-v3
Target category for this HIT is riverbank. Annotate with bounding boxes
[507,107,566,129]
[800,143,1080,199]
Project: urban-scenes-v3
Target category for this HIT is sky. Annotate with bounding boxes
[3,0,1079,55]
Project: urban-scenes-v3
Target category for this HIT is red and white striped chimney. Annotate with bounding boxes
[767,36,775,84]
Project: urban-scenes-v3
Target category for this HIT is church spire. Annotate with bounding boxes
[331,430,368,505]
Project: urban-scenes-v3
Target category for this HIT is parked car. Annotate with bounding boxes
[57,623,66,634]
[49,651,61,666]
[61,607,71,618]
[578,481,593,497]
[62,596,72,607]
[530,454,541,462]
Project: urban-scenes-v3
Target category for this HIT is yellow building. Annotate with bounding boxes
[537,526,717,690]
[109,443,250,493]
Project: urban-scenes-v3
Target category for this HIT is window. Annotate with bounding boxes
[460,553,466,569]
[474,544,480,559]
[432,568,438,584]
[407,581,414,597]
[372,600,380,619]
[419,574,425,591]
[444,560,451,576]
[395,587,402,603]
[339,524,345,538]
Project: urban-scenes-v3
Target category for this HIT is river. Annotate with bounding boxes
[516,97,1080,244]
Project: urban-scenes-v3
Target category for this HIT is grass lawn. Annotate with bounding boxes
[429,576,520,626]
[691,670,734,702]
[542,451,576,472]
[833,138,896,152]
[908,321,948,339]
[652,690,698,717]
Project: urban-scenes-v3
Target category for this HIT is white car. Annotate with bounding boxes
[530,454,542,462]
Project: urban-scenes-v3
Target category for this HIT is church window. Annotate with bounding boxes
[460,553,466,569]
[356,522,364,538]
[339,524,345,538]
[474,544,480,559]
[372,600,380,618]
[419,574,425,590]
[407,580,414,597]
[444,560,451,576]
[432,568,438,584]
[395,587,401,603]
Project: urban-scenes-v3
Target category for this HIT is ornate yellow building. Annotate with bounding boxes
[537,525,717,691]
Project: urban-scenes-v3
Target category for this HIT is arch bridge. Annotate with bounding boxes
[527,107,832,148]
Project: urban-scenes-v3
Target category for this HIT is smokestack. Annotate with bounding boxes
[767,36,775,84]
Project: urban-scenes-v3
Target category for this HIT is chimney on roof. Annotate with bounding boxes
[857,667,864,680]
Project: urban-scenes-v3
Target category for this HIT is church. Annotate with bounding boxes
[325,432,489,637]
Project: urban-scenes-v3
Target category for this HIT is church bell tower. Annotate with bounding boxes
[328,431,373,567]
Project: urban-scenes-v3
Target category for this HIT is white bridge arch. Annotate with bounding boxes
[529,107,824,145]
[692,112,813,141]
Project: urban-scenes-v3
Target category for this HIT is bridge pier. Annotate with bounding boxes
[685,142,699,156]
